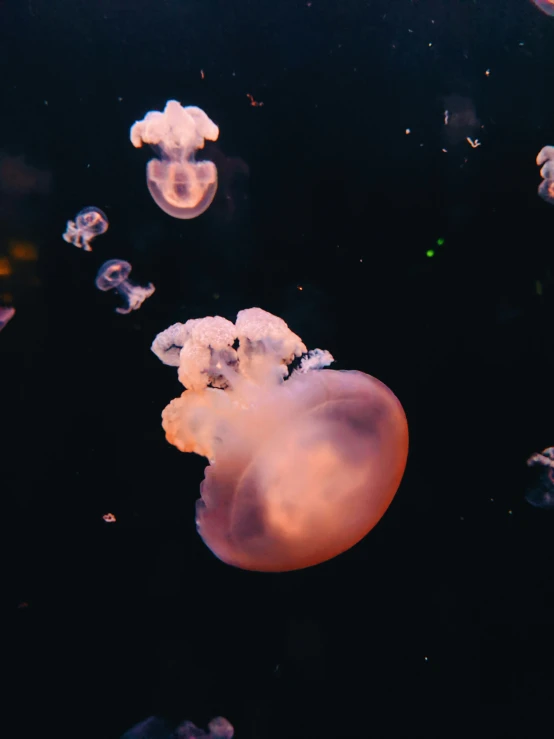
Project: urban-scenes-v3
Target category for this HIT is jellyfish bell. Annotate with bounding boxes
[530,0,554,17]
[130,101,219,219]
[153,308,409,572]
[95,259,132,291]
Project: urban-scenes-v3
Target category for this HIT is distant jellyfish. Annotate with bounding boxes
[95,259,155,314]
[525,447,554,508]
[130,100,219,219]
[63,207,108,251]
[537,146,554,205]
[152,307,409,572]
[0,305,15,332]
[121,715,233,739]
[531,0,554,17]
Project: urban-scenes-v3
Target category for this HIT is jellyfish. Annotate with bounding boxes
[121,716,233,739]
[63,207,108,251]
[152,308,409,572]
[95,259,155,314]
[525,447,554,508]
[130,101,219,219]
[537,146,554,205]
[531,0,554,17]
[0,305,15,332]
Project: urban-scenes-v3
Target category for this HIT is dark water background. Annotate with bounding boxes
[2,0,554,737]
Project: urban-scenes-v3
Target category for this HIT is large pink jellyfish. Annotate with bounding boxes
[152,308,409,572]
[130,100,219,219]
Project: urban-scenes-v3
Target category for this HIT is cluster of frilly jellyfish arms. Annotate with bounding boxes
[537,146,554,205]
[152,307,409,572]
[121,715,234,739]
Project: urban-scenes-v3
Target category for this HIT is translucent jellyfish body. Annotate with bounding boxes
[95,259,155,314]
[152,308,409,572]
[525,447,554,508]
[63,207,108,251]
[537,146,554,205]
[130,100,219,219]
[0,305,15,332]
[531,0,554,17]
[121,715,233,739]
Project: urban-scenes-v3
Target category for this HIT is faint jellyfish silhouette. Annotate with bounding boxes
[121,716,233,739]
[537,146,554,205]
[130,100,219,219]
[442,94,480,147]
[0,151,51,195]
[531,0,554,17]
[0,305,15,332]
[95,260,155,314]
[525,447,554,508]
[63,207,108,251]
[152,307,409,572]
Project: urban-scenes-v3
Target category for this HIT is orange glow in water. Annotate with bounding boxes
[0,257,12,276]
[9,240,38,261]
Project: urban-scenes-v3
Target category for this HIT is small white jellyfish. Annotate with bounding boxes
[63,207,108,251]
[0,305,15,332]
[536,146,554,205]
[130,100,219,219]
[95,259,155,314]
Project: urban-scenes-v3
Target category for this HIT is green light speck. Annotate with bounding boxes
[436,237,445,246]
[426,249,435,258]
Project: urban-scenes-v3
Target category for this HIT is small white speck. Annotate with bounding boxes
[44,100,48,106]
